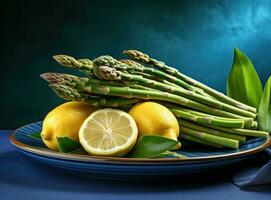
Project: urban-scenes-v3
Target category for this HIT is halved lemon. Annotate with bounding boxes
[79,108,138,157]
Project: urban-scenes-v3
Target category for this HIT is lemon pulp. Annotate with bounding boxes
[79,108,138,157]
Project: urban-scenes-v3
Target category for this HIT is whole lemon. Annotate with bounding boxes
[41,101,98,151]
[129,102,181,149]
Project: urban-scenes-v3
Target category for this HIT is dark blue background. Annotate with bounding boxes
[1,0,271,129]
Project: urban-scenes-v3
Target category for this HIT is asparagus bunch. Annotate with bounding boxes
[123,50,257,113]
[41,50,269,149]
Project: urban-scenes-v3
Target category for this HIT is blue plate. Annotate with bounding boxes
[10,121,271,180]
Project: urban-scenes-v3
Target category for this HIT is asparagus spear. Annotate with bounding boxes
[170,108,245,128]
[131,70,183,89]
[123,50,257,114]
[50,83,141,107]
[172,106,254,128]
[40,72,156,91]
[41,73,254,121]
[178,119,246,143]
[180,126,239,149]
[180,133,223,148]
[201,123,269,138]
[53,55,93,74]
[93,57,256,118]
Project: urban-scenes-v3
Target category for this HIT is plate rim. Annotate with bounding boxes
[9,121,271,164]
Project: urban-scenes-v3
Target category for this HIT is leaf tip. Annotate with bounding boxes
[233,47,242,57]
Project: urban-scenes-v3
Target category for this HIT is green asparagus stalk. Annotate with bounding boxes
[201,123,269,138]
[172,107,254,128]
[170,108,245,128]
[123,50,257,114]
[131,70,182,89]
[50,83,141,107]
[178,119,246,143]
[180,133,223,148]
[40,72,156,91]
[53,55,93,74]
[93,56,256,118]
[180,126,239,149]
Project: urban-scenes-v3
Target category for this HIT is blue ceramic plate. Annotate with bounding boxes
[10,121,271,180]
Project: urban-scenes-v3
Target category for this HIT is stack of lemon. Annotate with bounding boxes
[41,101,180,157]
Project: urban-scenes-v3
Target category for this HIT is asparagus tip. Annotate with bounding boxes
[40,73,62,84]
[52,55,66,63]
[52,55,78,68]
[96,66,121,81]
[52,55,60,60]
[123,49,150,62]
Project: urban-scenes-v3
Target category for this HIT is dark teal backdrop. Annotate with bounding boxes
[1,0,271,129]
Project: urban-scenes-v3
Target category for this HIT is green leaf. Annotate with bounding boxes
[258,75,271,133]
[68,147,86,154]
[227,47,262,108]
[57,137,82,153]
[128,135,179,158]
[27,132,42,140]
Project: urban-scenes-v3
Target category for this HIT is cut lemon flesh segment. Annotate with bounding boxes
[79,108,138,157]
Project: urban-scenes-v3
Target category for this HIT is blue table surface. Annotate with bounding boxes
[1,130,271,200]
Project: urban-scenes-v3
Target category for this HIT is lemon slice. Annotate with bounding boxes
[79,108,138,157]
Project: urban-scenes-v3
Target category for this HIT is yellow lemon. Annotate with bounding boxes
[41,101,98,151]
[129,102,181,149]
[79,108,138,157]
